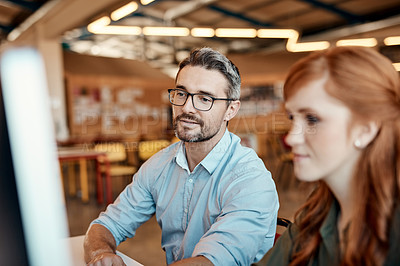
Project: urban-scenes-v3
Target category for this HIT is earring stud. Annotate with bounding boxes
[354,139,362,148]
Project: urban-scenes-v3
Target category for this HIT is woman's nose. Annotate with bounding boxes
[285,121,305,147]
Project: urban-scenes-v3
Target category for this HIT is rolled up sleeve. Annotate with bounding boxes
[91,169,156,246]
[192,167,279,265]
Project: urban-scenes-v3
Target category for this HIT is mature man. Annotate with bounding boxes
[84,47,279,266]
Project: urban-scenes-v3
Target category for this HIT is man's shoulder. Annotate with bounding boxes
[226,150,270,179]
[222,133,272,180]
[228,135,263,165]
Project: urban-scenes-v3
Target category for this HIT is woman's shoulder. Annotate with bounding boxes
[252,222,299,266]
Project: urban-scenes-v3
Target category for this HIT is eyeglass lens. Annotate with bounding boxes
[169,90,213,111]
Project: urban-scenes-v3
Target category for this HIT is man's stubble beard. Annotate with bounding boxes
[173,113,221,143]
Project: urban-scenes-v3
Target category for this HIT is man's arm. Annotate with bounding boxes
[191,165,279,265]
[84,224,126,266]
[169,256,213,266]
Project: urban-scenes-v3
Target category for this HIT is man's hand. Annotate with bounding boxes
[84,224,121,265]
[86,252,126,266]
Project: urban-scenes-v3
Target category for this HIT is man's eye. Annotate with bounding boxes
[287,113,293,121]
[176,91,186,97]
[200,96,212,103]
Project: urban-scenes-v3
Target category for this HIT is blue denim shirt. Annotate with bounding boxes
[92,130,279,265]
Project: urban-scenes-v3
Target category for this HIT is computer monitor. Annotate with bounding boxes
[0,83,29,265]
[0,47,72,266]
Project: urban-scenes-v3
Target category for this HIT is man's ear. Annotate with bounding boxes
[224,100,240,122]
[354,121,380,149]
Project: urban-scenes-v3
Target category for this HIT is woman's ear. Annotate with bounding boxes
[354,121,379,149]
[224,100,241,122]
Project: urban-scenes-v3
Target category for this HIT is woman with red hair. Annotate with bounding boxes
[256,46,400,266]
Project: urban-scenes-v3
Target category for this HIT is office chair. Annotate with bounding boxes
[94,142,138,203]
[275,217,292,244]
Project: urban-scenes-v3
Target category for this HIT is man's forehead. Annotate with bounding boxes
[176,66,228,94]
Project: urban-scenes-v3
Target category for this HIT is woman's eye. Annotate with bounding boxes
[306,114,319,125]
[287,113,294,121]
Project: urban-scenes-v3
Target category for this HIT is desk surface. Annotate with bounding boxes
[66,235,143,266]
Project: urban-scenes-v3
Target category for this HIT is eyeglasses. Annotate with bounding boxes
[168,89,234,111]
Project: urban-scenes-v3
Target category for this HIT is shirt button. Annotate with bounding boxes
[188,179,193,183]
[184,208,188,213]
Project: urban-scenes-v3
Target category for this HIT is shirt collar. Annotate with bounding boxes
[320,200,339,236]
[201,129,231,174]
[319,199,340,258]
[174,129,232,175]
[175,142,189,173]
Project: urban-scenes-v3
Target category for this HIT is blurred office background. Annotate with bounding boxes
[1,0,400,264]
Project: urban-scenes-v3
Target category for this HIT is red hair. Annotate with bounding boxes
[284,46,400,266]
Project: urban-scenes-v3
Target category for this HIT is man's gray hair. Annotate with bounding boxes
[177,47,241,100]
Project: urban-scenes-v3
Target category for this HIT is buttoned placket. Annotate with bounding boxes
[182,171,196,231]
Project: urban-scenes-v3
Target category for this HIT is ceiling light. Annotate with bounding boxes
[393,63,400,72]
[88,25,141,35]
[143,27,190,36]
[257,29,297,38]
[215,28,257,38]
[283,30,330,52]
[191,28,215,37]
[287,41,330,52]
[87,16,111,32]
[90,45,101,55]
[384,36,400,46]
[141,0,155,5]
[111,2,138,21]
[336,38,377,47]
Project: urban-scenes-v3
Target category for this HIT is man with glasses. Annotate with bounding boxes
[84,47,279,266]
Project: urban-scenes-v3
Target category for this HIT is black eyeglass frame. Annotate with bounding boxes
[168,88,235,111]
